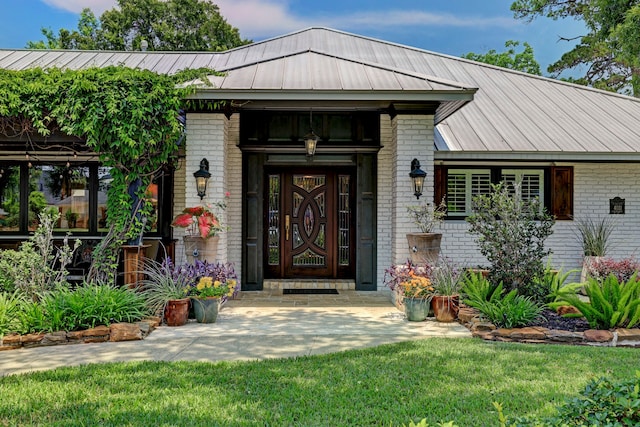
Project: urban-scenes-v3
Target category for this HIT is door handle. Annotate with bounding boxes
[285,215,290,241]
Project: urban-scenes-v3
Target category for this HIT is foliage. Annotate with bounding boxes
[176,260,239,303]
[402,420,457,427]
[407,198,447,233]
[384,260,433,292]
[586,256,640,284]
[466,181,555,294]
[0,65,218,282]
[461,270,501,307]
[172,198,227,239]
[550,371,640,426]
[472,288,545,329]
[532,266,582,305]
[462,40,542,75]
[430,257,463,296]
[139,258,191,316]
[0,339,638,426]
[510,0,640,96]
[36,283,148,332]
[190,277,236,299]
[574,216,614,257]
[560,274,640,329]
[397,273,435,299]
[0,291,23,339]
[0,212,79,301]
[27,0,251,51]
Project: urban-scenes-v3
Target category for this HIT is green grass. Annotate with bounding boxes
[0,338,637,426]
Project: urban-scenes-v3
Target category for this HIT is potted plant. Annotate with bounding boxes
[65,210,78,229]
[398,272,435,321]
[574,216,614,282]
[406,198,447,265]
[172,196,227,263]
[430,257,463,322]
[139,258,190,326]
[181,260,239,323]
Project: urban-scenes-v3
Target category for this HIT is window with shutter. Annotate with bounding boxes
[447,169,491,216]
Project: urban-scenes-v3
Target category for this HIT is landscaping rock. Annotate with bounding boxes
[21,333,45,348]
[545,330,584,343]
[556,306,581,316]
[110,323,142,342]
[41,332,68,346]
[471,322,495,332]
[82,326,110,337]
[0,334,22,351]
[583,329,613,343]
[510,327,547,340]
[457,307,479,323]
[616,328,640,347]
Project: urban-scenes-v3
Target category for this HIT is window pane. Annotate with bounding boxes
[447,169,491,216]
[29,165,89,231]
[98,167,112,231]
[0,165,20,231]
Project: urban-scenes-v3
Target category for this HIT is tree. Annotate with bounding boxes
[462,40,542,75]
[511,0,640,96]
[27,0,250,51]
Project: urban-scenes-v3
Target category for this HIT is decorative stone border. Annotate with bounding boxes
[458,307,640,347]
[0,318,160,351]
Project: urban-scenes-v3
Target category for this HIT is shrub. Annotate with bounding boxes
[550,372,640,426]
[466,181,555,294]
[35,283,149,332]
[474,290,545,329]
[587,256,640,283]
[461,270,500,307]
[574,216,614,257]
[531,266,582,305]
[0,211,79,301]
[560,274,640,329]
[0,291,23,338]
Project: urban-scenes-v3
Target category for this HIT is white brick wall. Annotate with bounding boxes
[440,163,640,273]
[174,113,231,265]
[377,114,436,290]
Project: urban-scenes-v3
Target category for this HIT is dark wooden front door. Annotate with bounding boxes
[265,168,355,279]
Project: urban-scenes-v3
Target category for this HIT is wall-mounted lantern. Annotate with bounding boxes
[409,158,427,199]
[303,110,318,157]
[194,158,211,200]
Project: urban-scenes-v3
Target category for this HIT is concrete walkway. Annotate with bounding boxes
[0,291,471,376]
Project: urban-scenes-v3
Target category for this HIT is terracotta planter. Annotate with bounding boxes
[406,233,442,265]
[164,298,190,326]
[431,295,459,322]
[191,297,220,323]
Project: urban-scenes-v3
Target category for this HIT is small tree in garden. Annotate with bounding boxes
[466,181,555,297]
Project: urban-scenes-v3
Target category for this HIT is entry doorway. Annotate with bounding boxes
[264,168,356,279]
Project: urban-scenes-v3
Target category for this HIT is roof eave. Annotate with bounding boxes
[435,151,640,162]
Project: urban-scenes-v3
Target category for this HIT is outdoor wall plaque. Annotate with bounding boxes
[610,197,625,214]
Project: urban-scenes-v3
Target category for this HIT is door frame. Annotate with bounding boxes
[264,166,356,280]
[242,153,377,291]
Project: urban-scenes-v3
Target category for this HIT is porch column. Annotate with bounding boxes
[176,112,228,264]
[390,114,436,265]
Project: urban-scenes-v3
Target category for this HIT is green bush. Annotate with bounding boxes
[39,283,149,332]
[531,266,582,305]
[466,181,555,294]
[551,371,640,426]
[560,274,640,329]
[0,291,23,338]
[0,248,40,293]
[476,290,545,328]
[461,270,500,307]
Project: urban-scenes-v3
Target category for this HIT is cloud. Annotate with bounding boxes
[40,0,515,41]
[215,1,516,40]
[41,0,117,15]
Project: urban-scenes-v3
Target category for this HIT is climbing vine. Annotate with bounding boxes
[0,66,219,282]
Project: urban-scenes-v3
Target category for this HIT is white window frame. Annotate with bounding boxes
[446,169,491,217]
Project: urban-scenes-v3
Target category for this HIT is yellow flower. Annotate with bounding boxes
[214,280,222,288]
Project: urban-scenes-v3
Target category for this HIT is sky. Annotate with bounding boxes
[0,0,587,76]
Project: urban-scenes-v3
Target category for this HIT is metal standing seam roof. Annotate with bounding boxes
[2,26,640,158]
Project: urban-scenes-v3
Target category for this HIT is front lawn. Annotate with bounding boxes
[0,338,637,426]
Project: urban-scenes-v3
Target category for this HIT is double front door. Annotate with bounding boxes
[265,168,355,279]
